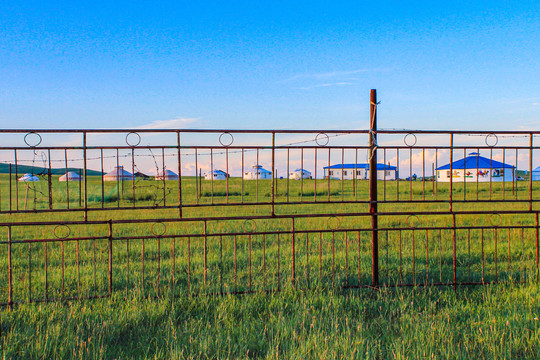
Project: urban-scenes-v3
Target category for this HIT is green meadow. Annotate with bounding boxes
[1,175,540,359]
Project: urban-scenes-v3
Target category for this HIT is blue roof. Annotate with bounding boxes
[293,168,310,172]
[323,163,397,170]
[436,154,515,170]
[212,169,227,174]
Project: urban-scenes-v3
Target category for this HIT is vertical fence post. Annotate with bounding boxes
[291,217,296,288]
[83,132,88,221]
[108,220,113,296]
[271,132,276,216]
[369,89,379,287]
[48,149,53,210]
[177,131,183,218]
[7,225,13,310]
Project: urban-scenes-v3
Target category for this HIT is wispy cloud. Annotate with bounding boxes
[284,67,390,91]
[135,117,198,129]
[294,82,355,90]
[285,69,375,82]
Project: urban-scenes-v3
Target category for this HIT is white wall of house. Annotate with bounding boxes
[243,170,272,180]
[436,168,515,182]
[324,168,396,180]
[289,170,311,180]
[204,172,227,180]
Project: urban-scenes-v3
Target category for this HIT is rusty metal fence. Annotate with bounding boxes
[1,90,540,308]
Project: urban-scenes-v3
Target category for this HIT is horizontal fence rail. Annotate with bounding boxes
[2,92,540,307]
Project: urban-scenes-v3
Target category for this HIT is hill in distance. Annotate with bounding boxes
[0,163,104,176]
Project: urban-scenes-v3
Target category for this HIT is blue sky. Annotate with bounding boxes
[1,0,539,131]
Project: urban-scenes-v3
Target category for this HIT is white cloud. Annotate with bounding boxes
[135,117,198,129]
[295,82,355,90]
[285,68,385,82]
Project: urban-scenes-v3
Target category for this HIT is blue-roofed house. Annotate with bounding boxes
[243,164,272,180]
[289,168,311,180]
[204,169,229,180]
[323,163,397,180]
[436,152,515,182]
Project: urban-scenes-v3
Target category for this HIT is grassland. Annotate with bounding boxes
[1,175,540,359]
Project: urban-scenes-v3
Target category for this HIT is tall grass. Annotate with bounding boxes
[1,175,540,358]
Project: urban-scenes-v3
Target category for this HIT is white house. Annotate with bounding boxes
[59,171,81,182]
[18,173,39,182]
[243,165,272,180]
[436,153,515,182]
[155,169,179,181]
[289,168,311,180]
[323,163,397,180]
[103,166,135,181]
[205,169,228,180]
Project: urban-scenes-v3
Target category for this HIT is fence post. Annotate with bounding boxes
[177,131,183,218]
[7,225,13,310]
[108,220,113,296]
[271,132,276,216]
[83,132,88,221]
[369,89,379,287]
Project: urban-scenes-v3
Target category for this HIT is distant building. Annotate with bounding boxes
[155,169,179,181]
[134,171,151,180]
[323,163,397,180]
[205,169,228,180]
[103,166,134,181]
[243,165,272,180]
[436,153,515,182]
[59,171,81,182]
[18,173,39,182]
[289,168,311,180]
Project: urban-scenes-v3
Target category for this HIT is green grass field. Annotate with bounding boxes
[1,175,540,359]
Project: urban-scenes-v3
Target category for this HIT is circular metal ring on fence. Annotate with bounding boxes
[403,133,417,147]
[327,216,341,230]
[490,213,502,227]
[485,133,498,147]
[315,132,330,147]
[125,132,141,147]
[53,224,71,239]
[151,222,167,236]
[242,219,257,233]
[407,215,419,228]
[219,132,234,147]
[24,132,42,147]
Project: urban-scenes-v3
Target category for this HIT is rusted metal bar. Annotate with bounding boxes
[28,242,32,303]
[108,220,113,296]
[203,220,208,287]
[7,226,13,310]
[131,147,136,208]
[530,134,533,211]
[14,150,18,211]
[100,148,104,208]
[331,231,335,287]
[83,132,88,220]
[449,134,453,212]
[369,89,379,286]
[48,149,52,210]
[452,213,457,290]
[162,147,166,207]
[177,132,182,217]
[291,218,295,288]
[306,232,310,288]
[271,132,275,216]
[248,234,252,292]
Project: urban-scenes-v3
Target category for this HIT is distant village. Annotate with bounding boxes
[14,152,534,183]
